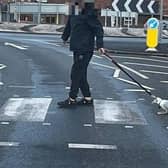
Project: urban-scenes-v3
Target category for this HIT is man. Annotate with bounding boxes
[57,0,105,108]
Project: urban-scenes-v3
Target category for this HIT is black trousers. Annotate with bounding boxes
[69,51,93,99]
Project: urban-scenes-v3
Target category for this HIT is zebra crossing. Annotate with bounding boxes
[0,98,52,122]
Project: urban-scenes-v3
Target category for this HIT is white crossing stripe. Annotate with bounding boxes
[83,124,92,127]
[0,98,52,121]
[0,122,10,125]
[160,81,168,84]
[125,125,134,129]
[0,142,20,147]
[68,143,117,150]
[113,69,121,78]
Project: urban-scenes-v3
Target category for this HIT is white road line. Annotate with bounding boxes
[113,69,121,78]
[8,85,36,89]
[4,42,27,50]
[111,55,168,64]
[140,70,168,75]
[46,42,61,47]
[68,143,117,150]
[0,82,4,85]
[0,122,10,125]
[160,81,168,83]
[91,62,115,69]
[151,56,168,60]
[0,142,20,147]
[124,89,145,92]
[83,124,92,127]
[123,62,168,69]
[117,78,154,90]
[106,97,113,100]
[42,123,51,126]
[93,55,103,59]
[125,125,134,129]
[0,64,7,70]
[91,62,149,80]
[119,64,149,79]
[138,98,145,101]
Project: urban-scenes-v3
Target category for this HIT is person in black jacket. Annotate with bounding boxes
[57,1,105,108]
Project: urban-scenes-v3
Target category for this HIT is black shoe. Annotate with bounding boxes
[57,98,77,108]
[77,98,94,106]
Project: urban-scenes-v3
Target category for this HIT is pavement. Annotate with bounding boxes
[0,22,168,56]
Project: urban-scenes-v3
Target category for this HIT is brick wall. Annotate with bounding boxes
[163,0,168,15]
[95,0,111,9]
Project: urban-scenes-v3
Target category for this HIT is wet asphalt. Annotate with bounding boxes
[0,33,168,168]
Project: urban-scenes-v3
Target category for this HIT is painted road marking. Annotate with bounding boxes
[117,78,154,90]
[4,42,27,50]
[111,55,168,64]
[160,81,168,83]
[0,64,7,70]
[0,122,10,125]
[46,42,61,47]
[8,85,36,89]
[124,89,145,92]
[123,62,168,69]
[68,143,117,150]
[91,62,115,70]
[0,142,20,147]
[140,70,168,75]
[113,69,121,78]
[106,97,113,100]
[83,124,92,127]
[93,55,103,59]
[0,98,52,121]
[42,123,51,126]
[91,61,148,79]
[119,63,149,79]
[138,98,145,101]
[125,125,134,129]
[94,99,147,125]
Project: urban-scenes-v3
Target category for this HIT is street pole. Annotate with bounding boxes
[159,0,163,42]
[14,0,17,21]
[18,0,20,23]
[38,0,41,24]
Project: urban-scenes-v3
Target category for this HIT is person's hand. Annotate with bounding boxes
[98,48,105,55]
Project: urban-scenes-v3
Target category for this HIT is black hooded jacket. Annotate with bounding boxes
[61,10,104,52]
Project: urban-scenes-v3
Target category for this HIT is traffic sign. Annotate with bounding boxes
[146,18,159,51]
[111,0,159,14]
[147,18,159,29]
